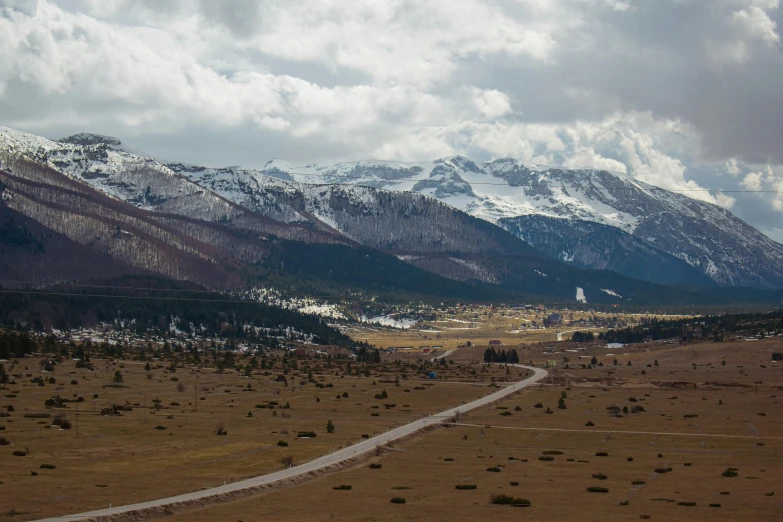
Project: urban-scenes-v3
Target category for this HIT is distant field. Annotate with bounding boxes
[345,307,679,356]
[151,338,783,522]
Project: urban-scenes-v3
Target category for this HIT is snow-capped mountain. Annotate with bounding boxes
[2,125,782,295]
[0,127,240,222]
[249,156,783,288]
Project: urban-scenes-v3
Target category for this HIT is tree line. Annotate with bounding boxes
[599,309,783,344]
[0,279,353,347]
[483,347,520,363]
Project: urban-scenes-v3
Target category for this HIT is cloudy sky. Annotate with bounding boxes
[1,0,783,240]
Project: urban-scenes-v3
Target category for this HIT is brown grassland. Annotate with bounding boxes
[1,309,781,521]
[154,337,782,522]
[0,352,510,520]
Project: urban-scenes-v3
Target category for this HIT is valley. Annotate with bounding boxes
[1,306,780,521]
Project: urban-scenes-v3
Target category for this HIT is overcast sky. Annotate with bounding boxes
[1,0,783,241]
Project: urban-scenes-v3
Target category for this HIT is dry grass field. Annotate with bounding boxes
[149,337,783,522]
[0,354,510,520]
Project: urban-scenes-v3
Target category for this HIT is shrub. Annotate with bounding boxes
[500,411,512,416]
[277,440,288,447]
[154,425,166,430]
[538,456,554,461]
[297,431,317,438]
[585,421,594,426]
[215,424,227,436]
[595,452,608,457]
[455,484,477,490]
[490,494,514,505]
[722,468,739,477]
[486,467,501,472]
[390,497,406,504]
[709,503,721,508]
[533,403,543,408]
[511,498,531,507]
[13,450,26,456]
[677,502,696,506]
[369,463,382,469]
[443,457,454,462]
[39,464,56,469]
[333,485,352,490]
[631,479,646,485]
[592,473,607,480]
[586,487,609,493]
[0,437,8,445]
[542,450,563,455]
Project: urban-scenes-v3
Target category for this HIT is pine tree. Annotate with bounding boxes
[327,420,335,433]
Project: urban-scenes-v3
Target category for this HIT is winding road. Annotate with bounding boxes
[39,364,547,522]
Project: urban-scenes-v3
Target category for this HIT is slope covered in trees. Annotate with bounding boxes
[599,309,783,344]
[0,276,353,347]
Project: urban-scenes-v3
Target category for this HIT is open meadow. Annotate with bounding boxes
[0,350,510,520]
[148,337,783,522]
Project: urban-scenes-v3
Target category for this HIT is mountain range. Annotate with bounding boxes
[1,126,782,306]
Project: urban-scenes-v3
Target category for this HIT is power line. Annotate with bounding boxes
[0,282,599,306]
[0,289,261,304]
[0,281,223,294]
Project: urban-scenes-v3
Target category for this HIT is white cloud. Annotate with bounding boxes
[742,170,765,190]
[732,5,780,44]
[471,88,513,119]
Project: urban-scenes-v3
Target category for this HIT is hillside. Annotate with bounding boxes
[0,126,781,306]
[254,156,783,288]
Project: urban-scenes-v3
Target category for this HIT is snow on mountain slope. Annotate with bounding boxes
[0,127,239,222]
[169,162,540,259]
[2,126,782,288]
[252,156,783,288]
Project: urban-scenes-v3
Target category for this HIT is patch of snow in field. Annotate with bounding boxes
[576,287,587,303]
[601,288,622,298]
[363,315,417,329]
[607,343,624,349]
